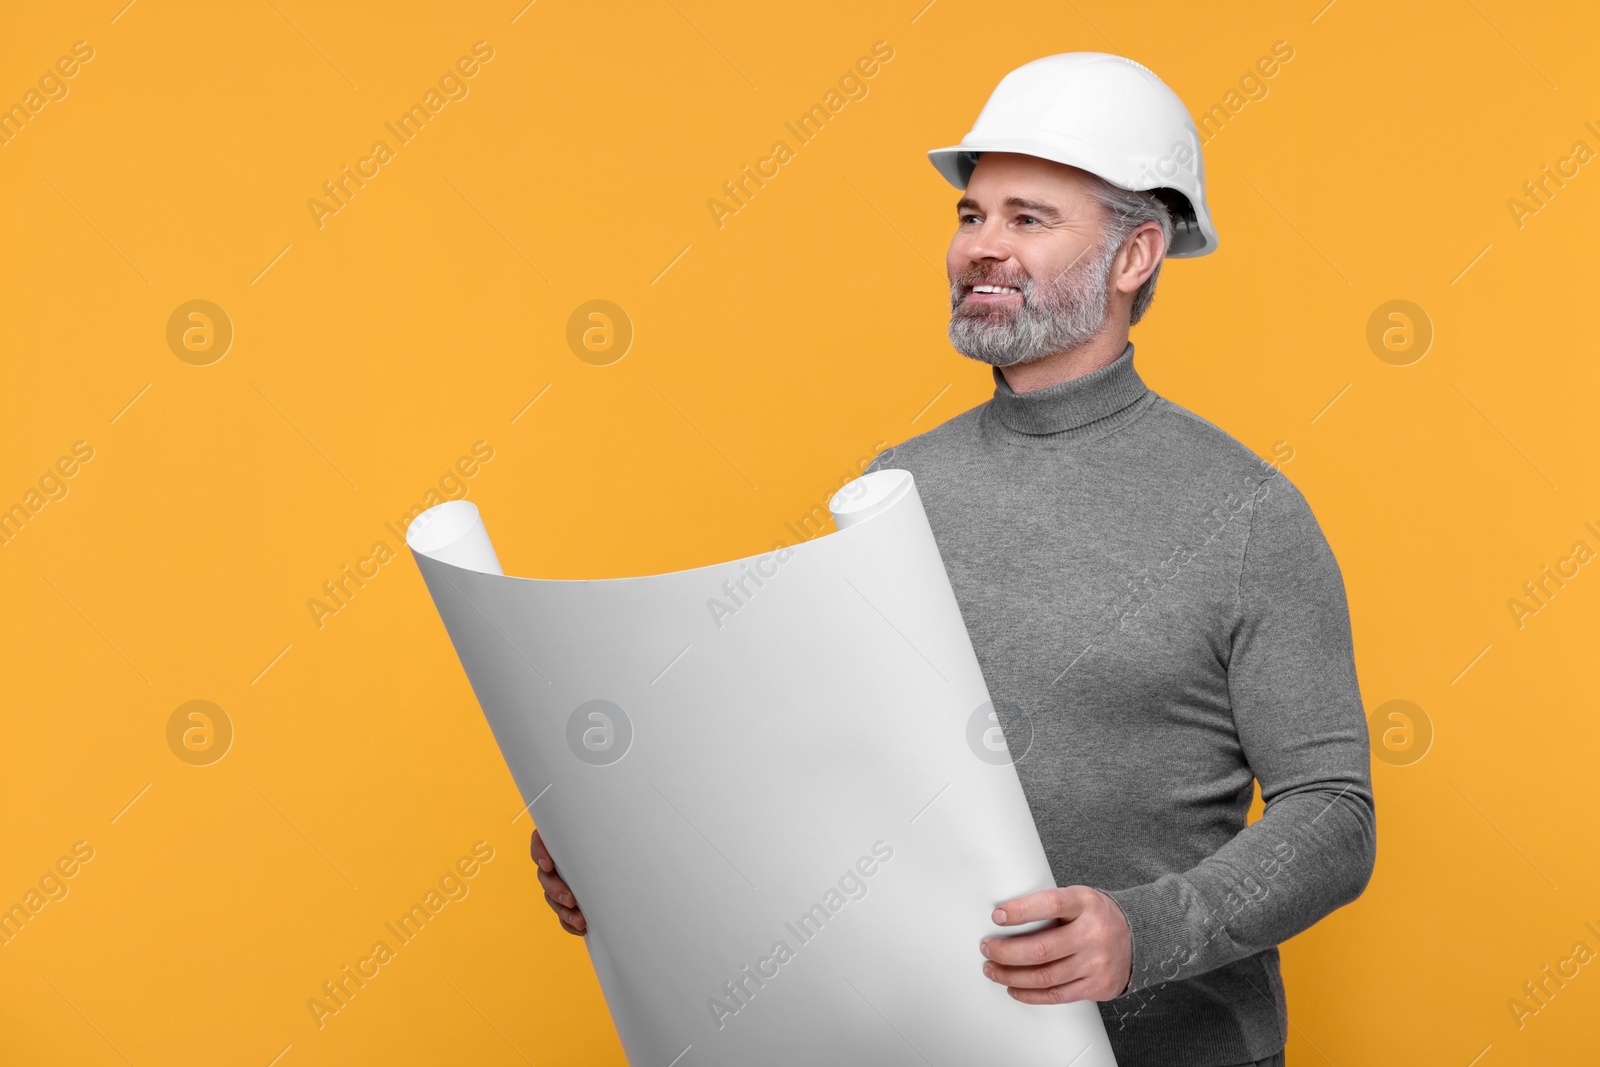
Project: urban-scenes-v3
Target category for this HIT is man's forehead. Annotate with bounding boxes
[959,158,1095,214]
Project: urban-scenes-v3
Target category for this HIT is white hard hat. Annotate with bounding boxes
[928,53,1219,258]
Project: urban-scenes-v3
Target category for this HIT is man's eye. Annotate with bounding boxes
[959,214,981,224]
[1018,216,1040,226]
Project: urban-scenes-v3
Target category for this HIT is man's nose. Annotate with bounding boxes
[958,222,1014,265]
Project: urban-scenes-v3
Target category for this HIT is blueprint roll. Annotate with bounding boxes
[407,470,1117,1067]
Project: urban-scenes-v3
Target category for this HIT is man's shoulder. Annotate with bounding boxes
[1142,393,1287,482]
[1147,394,1329,541]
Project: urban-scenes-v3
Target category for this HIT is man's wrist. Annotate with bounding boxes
[1094,887,1134,997]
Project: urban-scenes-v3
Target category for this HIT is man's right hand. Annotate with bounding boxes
[531,828,587,936]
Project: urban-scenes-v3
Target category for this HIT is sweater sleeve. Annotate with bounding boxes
[1103,472,1377,995]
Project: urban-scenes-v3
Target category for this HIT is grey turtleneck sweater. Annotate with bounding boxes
[865,342,1375,1067]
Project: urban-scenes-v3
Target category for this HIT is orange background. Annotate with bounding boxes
[3,1,1597,1064]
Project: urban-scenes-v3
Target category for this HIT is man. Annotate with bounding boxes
[534,52,1375,1067]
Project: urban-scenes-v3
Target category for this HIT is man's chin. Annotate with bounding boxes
[948,313,1029,364]
[947,334,1041,368]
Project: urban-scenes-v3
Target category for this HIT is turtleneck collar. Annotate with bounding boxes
[988,341,1149,436]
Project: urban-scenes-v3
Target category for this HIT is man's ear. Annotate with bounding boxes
[1114,222,1165,294]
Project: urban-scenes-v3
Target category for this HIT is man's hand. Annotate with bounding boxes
[530,829,587,936]
[979,886,1132,1003]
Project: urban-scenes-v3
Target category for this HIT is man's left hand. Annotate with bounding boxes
[979,886,1133,1004]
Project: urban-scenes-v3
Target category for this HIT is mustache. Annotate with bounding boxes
[953,242,1099,292]
[957,270,1028,288]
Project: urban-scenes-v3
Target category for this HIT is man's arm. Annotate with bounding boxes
[1104,471,1377,994]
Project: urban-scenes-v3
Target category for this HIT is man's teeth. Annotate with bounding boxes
[972,284,1021,294]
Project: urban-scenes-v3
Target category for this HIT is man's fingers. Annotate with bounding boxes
[992,885,1089,926]
[982,953,1091,990]
[1005,976,1096,1005]
[531,828,585,936]
[981,886,1128,1003]
[543,891,586,934]
[529,829,554,873]
[980,923,1074,968]
[536,866,577,909]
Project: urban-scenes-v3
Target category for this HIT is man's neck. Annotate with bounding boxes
[998,325,1131,395]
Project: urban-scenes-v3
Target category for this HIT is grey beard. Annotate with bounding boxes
[947,234,1120,367]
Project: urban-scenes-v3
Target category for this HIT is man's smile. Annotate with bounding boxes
[962,282,1025,306]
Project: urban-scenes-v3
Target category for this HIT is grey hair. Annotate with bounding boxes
[1078,173,1175,326]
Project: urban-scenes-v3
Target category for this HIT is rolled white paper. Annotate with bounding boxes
[408,470,1117,1067]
